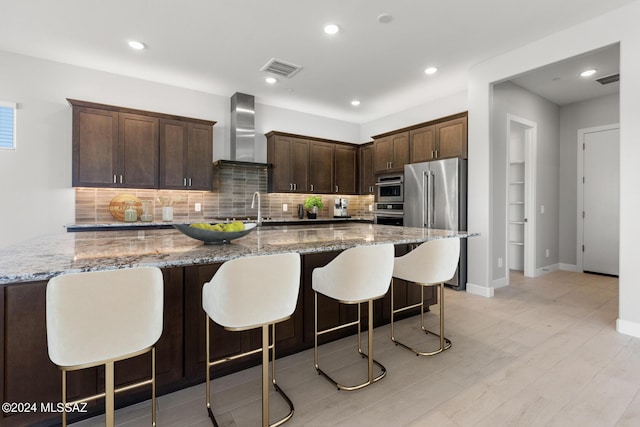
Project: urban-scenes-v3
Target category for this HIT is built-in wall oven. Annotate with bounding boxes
[374,203,404,226]
[374,173,404,225]
[375,174,403,203]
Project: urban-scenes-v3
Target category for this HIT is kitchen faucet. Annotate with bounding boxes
[251,191,262,227]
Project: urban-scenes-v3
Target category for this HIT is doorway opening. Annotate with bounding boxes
[506,115,537,281]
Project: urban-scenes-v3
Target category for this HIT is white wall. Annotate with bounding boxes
[491,81,560,282]
[558,93,620,266]
[0,51,360,248]
[360,91,468,141]
[467,1,640,336]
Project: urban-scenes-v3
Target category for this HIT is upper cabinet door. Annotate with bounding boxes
[72,107,119,187]
[435,116,467,159]
[334,144,357,194]
[119,113,159,189]
[159,119,189,189]
[391,132,409,169]
[187,123,213,191]
[374,136,393,173]
[309,141,334,193]
[290,138,309,192]
[268,135,294,192]
[359,144,375,194]
[410,125,436,163]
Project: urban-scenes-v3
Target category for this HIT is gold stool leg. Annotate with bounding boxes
[315,293,386,391]
[61,370,67,427]
[152,346,156,427]
[105,361,115,427]
[262,324,269,427]
[391,281,451,356]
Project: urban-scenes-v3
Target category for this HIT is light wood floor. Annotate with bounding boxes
[72,270,640,426]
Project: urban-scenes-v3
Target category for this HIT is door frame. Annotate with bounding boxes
[505,114,537,280]
[576,123,620,272]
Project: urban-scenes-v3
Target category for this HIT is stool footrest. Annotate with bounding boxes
[208,343,274,368]
[315,350,387,391]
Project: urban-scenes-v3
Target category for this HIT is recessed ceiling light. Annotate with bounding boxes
[324,24,340,35]
[265,77,277,84]
[351,100,361,106]
[580,69,597,77]
[377,13,393,24]
[128,40,145,50]
[424,67,438,75]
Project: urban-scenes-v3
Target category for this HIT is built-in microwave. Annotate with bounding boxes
[375,174,403,202]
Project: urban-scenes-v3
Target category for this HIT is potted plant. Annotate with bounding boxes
[303,196,324,219]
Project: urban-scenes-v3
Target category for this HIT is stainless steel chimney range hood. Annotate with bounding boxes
[217,92,270,169]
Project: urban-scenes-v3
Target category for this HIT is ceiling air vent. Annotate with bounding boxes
[596,73,620,85]
[260,58,303,78]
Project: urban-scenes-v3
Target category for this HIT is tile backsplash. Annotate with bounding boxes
[75,166,374,223]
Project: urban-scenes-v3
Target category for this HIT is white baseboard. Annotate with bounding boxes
[617,318,640,338]
[535,263,559,277]
[559,263,580,272]
[492,277,508,289]
[466,282,494,297]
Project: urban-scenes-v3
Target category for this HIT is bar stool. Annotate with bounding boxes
[46,267,164,427]
[391,238,460,356]
[313,244,394,391]
[203,253,300,427]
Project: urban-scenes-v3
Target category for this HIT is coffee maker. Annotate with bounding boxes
[333,198,349,218]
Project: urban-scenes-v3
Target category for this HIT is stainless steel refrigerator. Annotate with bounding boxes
[404,158,467,290]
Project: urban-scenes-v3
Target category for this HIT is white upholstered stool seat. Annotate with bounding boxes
[312,244,394,391]
[391,238,460,356]
[202,253,301,427]
[46,267,164,427]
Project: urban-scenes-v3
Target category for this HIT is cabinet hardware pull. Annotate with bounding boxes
[289,183,293,191]
[184,178,187,187]
[435,150,439,157]
[113,175,117,184]
[188,178,192,187]
[293,183,297,191]
[335,185,338,193]
[310,184,314,192]
[119,175,123,184]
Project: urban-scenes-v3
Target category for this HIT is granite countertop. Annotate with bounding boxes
[0,223,478,285]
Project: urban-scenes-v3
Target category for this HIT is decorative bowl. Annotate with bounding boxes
[173,223,257,244]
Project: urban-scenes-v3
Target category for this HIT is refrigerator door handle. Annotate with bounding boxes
[423,171,428,227]
[430,171,436,227]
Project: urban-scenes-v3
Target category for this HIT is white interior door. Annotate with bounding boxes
[582,127,619,275]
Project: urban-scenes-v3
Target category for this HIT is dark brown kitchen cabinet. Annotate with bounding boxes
[69,99,216,190]
[71,106,120,187]
[71,106,158,188]
[410,124,436,163]
[267,131,359,195]
[436,116,467,159]
[410,117,467,162]
[373,131,409,173]
[267,133,310,193]
[359,143,375,194]
[118,113,159,188]
[334,144,357,194]
[309,141,334,193]
[159,119,213,191]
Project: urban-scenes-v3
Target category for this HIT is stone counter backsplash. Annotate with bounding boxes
[76,188,374,224]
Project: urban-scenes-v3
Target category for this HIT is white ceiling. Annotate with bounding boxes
[0,0,634,123]
[510,44,620,106]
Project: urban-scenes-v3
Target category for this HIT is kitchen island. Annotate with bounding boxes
[0,223,475,427]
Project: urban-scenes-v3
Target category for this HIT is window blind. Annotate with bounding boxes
[0,102,16,150]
